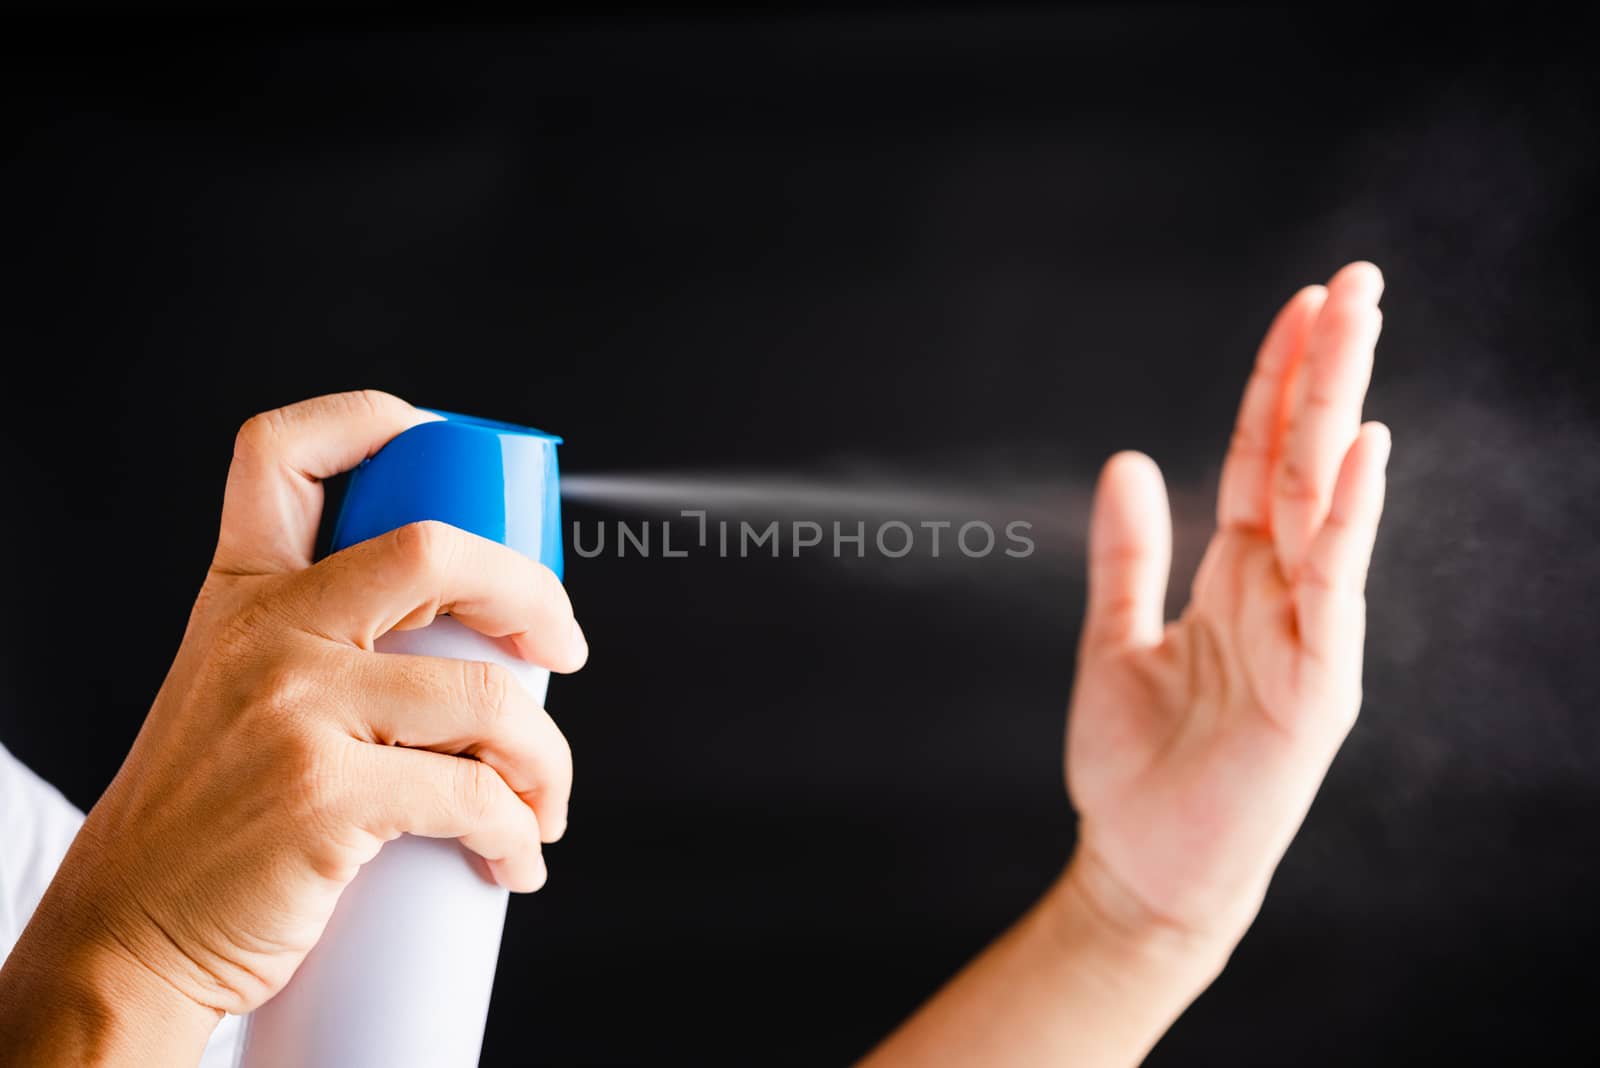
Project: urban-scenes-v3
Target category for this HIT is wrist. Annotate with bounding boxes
[0,869,219,1066]
[1044,846,1238,1003]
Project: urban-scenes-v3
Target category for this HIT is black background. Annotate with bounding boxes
[2,8,1597,1065]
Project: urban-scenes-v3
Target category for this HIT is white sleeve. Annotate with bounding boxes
[0,741,241,1067]
[0,740,84,964]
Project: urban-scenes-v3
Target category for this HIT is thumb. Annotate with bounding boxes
[1082,451,1172,653]
[214,390,439,575]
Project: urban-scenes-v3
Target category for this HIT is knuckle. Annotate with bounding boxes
[1229,429,1271,459]
[298,735,343,801]
[346,388,389,418]
[1276,458,1321,502]
[465,660,513,730]
[322,388,397,427]
[1296,556,1339,594]
[233,408,287,458]
[390,520,454,580]
[245,656,317,718]
[1303,386,1340,411]
[254,721,340,807]
[455,759,497,824]
[299,740,360,838]
[1097,591,1146,620]
[1094,542,1150,569]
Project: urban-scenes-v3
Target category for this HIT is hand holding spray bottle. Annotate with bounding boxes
[237,411,565,1068]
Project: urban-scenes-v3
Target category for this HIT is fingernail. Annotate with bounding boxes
[533,855,549,891]
[569,619,588,661]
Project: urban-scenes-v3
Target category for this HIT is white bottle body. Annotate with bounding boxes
[236,617,548,1068]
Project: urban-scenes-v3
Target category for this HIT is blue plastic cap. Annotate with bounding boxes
[328,409,564,579]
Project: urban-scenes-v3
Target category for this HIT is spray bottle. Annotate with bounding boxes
[236,411,564,1068]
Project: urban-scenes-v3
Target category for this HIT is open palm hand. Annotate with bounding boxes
[1067,263,1390,945]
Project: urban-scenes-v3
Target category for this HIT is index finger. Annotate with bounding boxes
[1270,262,1384,578]
[289,519,589,673]
[1216,284,1325,533]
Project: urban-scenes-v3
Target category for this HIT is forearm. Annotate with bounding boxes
[0,866,218,1067]
[861,850,1235,1067]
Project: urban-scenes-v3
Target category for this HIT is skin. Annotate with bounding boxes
[0,391,589,1064]
[0,262,1388,1066]
[863,261,1389,1065]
